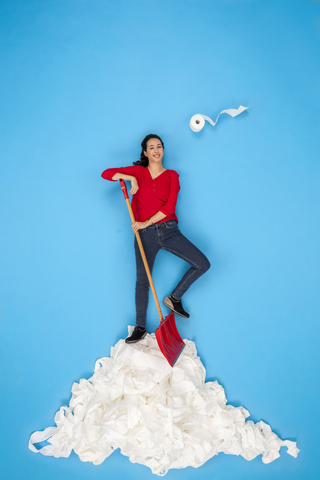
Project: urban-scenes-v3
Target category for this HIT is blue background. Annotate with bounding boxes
[1,0,319,479]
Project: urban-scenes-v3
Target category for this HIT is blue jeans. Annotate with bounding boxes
[134,220,210,327]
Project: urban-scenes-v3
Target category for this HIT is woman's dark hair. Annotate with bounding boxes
[133,134,164,167]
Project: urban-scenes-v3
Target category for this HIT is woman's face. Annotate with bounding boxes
[144,138,164,164]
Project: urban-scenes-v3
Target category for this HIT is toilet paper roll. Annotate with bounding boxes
[189,114,206,133]
[190,105,249,132]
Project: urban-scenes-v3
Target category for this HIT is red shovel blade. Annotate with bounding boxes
[155,311,185,367]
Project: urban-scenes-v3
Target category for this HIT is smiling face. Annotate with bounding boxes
[143,138,164,165]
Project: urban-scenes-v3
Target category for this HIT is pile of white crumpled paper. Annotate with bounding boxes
[29,329,299,476]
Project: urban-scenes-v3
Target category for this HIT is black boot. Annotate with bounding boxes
[125,326,147,344]
[163,295,190,318]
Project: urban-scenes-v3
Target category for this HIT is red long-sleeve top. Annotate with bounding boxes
[101,165,180,224]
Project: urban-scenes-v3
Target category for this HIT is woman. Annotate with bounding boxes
[101,134,210,343]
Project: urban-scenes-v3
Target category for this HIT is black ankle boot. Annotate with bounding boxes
[125,326,147,344]
[163,295,190,318]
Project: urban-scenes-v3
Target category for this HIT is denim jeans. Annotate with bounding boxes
[134,220,210,327]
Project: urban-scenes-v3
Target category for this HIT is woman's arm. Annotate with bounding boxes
[111,173,139,194]
[149,210,167,223]
[159,172,180,216]
[101,166,140,194]
[131,210,166,233]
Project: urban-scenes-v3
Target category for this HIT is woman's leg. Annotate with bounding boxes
[134,228,160,327]
[161,222,210,300]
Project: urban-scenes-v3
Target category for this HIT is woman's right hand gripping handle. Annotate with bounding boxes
[112,173,139,194]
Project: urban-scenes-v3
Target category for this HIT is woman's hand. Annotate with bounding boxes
[131,221,150,233]
[129,177,139,194]
[111,173,139,194]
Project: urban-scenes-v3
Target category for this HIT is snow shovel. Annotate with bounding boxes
[119,179,185,367]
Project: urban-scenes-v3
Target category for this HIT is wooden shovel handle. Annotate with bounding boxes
[119,179,164,322]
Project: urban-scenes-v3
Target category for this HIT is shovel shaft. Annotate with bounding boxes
[120,180,164,323]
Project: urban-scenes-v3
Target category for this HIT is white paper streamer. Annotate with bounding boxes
[190,105,249,132]
[29,329,299,475]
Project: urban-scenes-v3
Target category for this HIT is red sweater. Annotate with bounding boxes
[101,165,180,224]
